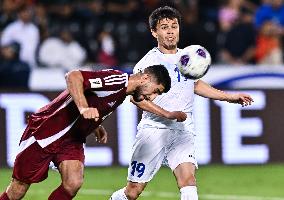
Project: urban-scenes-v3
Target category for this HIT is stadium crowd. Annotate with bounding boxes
[0,0,284,87]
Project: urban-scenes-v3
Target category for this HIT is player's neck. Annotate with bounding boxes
[157,45,177,54]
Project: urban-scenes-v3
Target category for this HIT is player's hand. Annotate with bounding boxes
[94,125,108,143]
[79,107,100,121]
[227,93,254,107]
[167,111,187,122]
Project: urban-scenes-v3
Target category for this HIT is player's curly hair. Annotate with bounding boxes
[149,6,181,31]
[144,65,171,93]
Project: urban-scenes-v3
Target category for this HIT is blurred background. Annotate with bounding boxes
[0,0,284,199]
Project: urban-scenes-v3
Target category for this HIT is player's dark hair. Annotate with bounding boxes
[144,65,171,93]
[149,6,181,31]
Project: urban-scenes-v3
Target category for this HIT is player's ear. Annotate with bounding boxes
[151,29,157,39]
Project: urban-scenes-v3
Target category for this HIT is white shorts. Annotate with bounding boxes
[127,127,198,183]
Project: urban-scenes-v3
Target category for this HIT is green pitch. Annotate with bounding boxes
[1,164,284,200]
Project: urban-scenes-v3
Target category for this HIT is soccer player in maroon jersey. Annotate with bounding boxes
[0,65,187,200]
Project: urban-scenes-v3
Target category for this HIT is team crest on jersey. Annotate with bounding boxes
[89,78,102,88]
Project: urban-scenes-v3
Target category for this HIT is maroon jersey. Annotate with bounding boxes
[19,69,128,152]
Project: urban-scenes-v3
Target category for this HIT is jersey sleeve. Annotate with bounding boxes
[133,57,148,74]
[133,49,160,74]
[80,69,128,91]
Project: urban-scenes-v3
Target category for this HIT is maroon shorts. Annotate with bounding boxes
[12,138,84,184]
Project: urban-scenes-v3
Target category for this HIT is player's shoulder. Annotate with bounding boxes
[145,47,163,58]
[79,69,128,81]
[80,69,128,89]
[80,68,123,75]
[142,47,182,60]
[141,48,164,61]
[100,68,124,75]
[133,48,162,73]
[176,48,183,55]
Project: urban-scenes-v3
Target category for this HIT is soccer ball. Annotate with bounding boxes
[177,45,211,79]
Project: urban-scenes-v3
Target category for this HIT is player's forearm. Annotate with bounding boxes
[65,70,89,112]
[194,80,230,101]
[131,98,170,118]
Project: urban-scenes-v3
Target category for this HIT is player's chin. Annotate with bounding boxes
[165,43,177,50]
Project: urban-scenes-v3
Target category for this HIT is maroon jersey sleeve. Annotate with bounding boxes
[80,69,128,91]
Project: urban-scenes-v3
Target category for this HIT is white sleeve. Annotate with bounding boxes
[133,50,160,74]
[133,59,147,74]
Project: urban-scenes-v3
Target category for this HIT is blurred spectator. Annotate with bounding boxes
[74,1,105,63]
[0,42,30,88]
[43,1,104,63]
[178,0,218,61]
[254,0,284,65]
[198,0,219,22]
[216,0,242,64]
[38,28,86,71]
[46,3,77,35]
[218,7,256,65]
[34,3,49,41]
[255,20,283,65]
[104,0,144,21]
[0,0,17,31]
[255,0,284,29]
[218,0,242,33]
[97,31,118,66]
[0,4,40,68]
[143,0,160,14]
[0,0,28,30]
[219,0,257,31]
[2,0,282,67]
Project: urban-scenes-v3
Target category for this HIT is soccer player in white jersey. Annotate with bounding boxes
[110,6,254,200]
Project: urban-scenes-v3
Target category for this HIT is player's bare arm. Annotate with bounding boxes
[131,97,187,122]
[65,70,100,121]
[194,80,254,106]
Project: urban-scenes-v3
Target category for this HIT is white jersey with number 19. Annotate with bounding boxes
[133,47,196,131]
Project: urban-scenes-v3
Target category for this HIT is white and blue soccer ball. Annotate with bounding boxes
[177,45,211,79]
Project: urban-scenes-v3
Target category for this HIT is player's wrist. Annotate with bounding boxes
[225,93,236,102]
[164,111,172,119]
[79,107,88,114]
